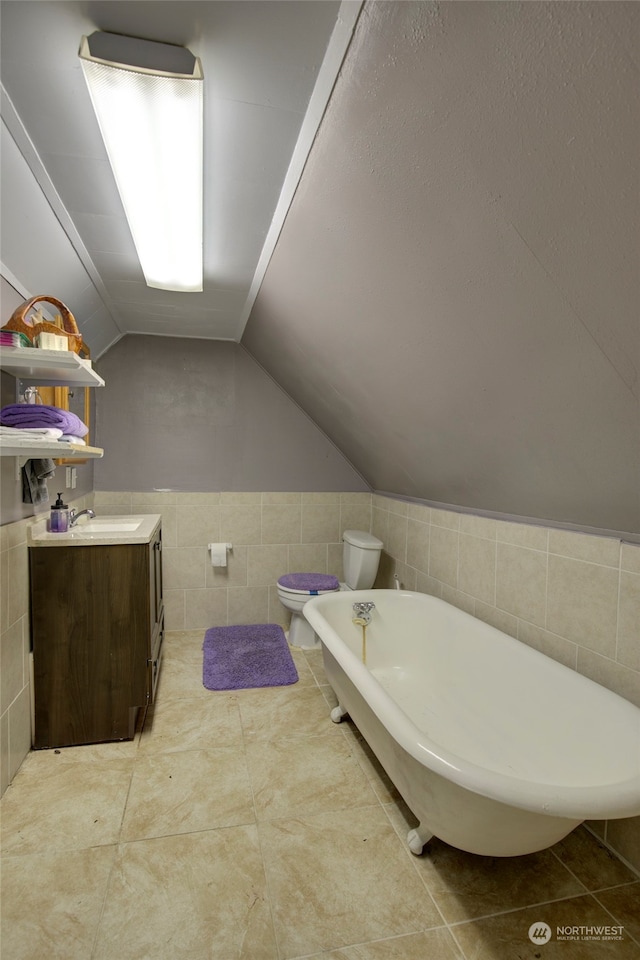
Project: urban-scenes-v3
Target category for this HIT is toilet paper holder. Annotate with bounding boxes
[208,542,232,567]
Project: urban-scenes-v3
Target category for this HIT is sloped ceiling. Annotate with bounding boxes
[1,0,638,535]
[0,0,348,342]
[243,1,640,534]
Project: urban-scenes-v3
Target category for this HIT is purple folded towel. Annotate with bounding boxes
[0,404,88,438]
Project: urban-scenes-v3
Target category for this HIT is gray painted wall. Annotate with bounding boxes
[94,334,368,492]
[243,1,640,535]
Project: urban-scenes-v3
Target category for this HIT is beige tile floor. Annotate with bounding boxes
[2,629,640,960]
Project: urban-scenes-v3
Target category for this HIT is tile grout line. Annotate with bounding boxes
[444,889,613,930]
[326,697,467,955]
[590,887,640,948]
[235,678,284,960]
[549,827,640,886]
[295,648,458,953]
[89,721,143,960]
[546,842,594,896]
[377,802,457,945]
[286,926,461,960]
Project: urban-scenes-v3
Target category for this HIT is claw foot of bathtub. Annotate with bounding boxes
[330,704,349,723]
[407,826,433,856]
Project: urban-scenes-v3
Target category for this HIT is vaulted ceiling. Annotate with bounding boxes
[2,1,638,535]
[1,0,349,342]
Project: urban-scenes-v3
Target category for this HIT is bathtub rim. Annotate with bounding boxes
[304,589,640,821]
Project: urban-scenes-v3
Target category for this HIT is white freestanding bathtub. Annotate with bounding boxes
[304,589,640,857]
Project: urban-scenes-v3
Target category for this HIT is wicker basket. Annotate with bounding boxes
[2,295,84,354]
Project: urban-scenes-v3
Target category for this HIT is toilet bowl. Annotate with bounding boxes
[277,573,341,648]
[277,530,383,649]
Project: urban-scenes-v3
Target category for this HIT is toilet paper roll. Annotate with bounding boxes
[208,542,231,567]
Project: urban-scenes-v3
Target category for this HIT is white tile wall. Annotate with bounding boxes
[0,516,30,796]
[93,492,373,632]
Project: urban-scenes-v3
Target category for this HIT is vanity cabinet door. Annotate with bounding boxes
[30,534,162,749]
[148,528,164,703]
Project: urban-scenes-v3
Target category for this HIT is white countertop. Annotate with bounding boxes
[28,514,161,546]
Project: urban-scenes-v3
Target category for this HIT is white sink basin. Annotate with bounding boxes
[75,521,142,533]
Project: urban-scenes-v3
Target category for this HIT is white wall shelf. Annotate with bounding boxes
[1,346,105,460]
[0,438,103,464]
[0,347,104,387]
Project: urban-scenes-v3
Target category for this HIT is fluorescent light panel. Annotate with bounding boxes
[79,34,203,292]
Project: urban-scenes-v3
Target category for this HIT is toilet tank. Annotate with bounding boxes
[342,530,384,589]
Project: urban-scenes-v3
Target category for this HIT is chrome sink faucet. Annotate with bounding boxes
[69,508,96,527]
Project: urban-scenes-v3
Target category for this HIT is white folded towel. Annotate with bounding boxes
[59,435,86,445]
[0,425,63,440]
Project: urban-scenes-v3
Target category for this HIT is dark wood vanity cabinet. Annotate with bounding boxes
[30,526,164,749]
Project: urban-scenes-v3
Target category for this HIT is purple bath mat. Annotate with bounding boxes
[203,623,299,691]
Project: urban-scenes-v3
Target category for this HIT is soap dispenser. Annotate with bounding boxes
[49,493,69,533]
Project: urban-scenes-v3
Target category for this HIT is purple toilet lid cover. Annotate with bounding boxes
[278,573,340,593]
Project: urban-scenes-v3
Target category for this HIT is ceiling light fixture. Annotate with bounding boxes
[79,32,203,293]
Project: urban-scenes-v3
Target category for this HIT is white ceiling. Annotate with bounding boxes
[0,0,356,343]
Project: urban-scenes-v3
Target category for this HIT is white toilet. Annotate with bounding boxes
[277,529,384,648]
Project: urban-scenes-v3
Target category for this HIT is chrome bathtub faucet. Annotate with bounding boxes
[352,601,375,624]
